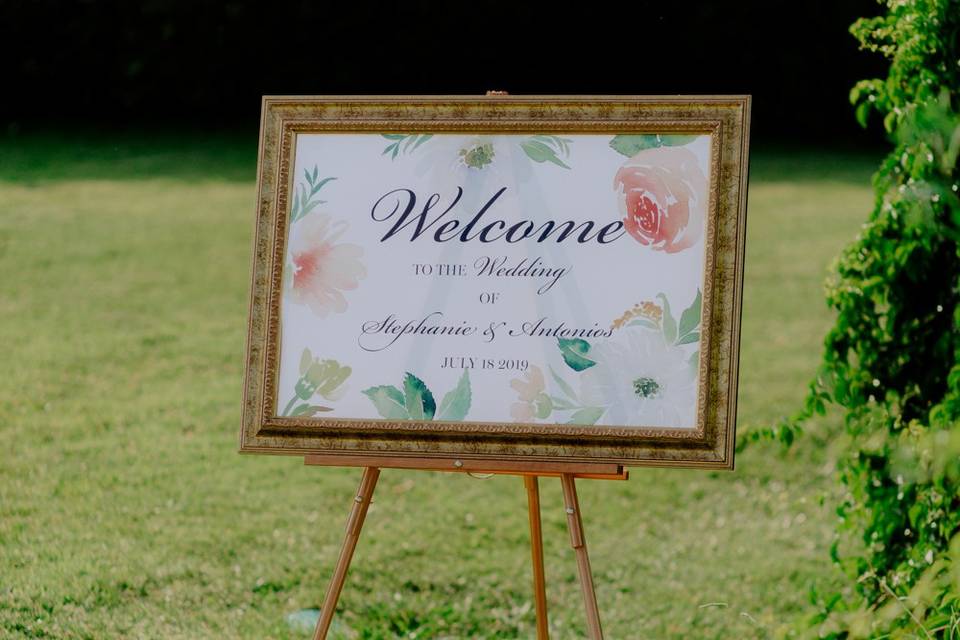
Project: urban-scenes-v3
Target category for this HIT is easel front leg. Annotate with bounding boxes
[313,467,380,640]
[524,476,549,640]
[560,474,603,640]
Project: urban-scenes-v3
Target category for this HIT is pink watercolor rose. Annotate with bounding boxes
[613,145,707,253]
[289,214,366,317]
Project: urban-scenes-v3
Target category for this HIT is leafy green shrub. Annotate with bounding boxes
[746,0,960,636]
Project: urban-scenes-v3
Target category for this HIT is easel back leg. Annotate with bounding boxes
[561,474,604,640]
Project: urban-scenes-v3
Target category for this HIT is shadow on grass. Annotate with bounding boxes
[0,130,885,186]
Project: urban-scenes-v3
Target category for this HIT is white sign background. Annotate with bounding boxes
[277,133,711,430]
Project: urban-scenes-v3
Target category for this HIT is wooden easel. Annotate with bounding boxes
[304,455,628,640]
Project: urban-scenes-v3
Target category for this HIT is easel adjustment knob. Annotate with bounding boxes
[565,507,576,515]
[453,460,463,468]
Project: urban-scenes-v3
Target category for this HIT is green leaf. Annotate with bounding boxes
[521,140,571,169]
[362,385,409,419]
[558,338,596,371]
[382,134,406,140]
[548,395,576,410]
[657,293,678,344]
[548,366,579,401]
[567,407,605,425]
[534,393,553,419]
[688,350,700,377]
[299,348,312,376]
[292,404,333,417]
[628,318,660,331]
[293,376,317,400]
[403,373,436,420]
[678,289,702,337]
[437,370,471,421]
[855,101,872,128]
[677,331,700,345]
[382,142,397,156]
[411,134,433,151]
[310,176,336,196]
[609,134,697,157]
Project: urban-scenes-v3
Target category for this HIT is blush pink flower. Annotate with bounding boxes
[509,365,546,421]
[289,214,366,317]
[613,145,707,253]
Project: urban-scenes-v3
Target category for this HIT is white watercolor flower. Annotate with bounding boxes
[579,326,697,428]
[288,213,366,317]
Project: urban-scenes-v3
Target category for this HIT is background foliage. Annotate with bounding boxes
[746,0,960,636]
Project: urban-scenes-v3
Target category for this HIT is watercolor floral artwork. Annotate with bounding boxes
[285,165,366,318]
[281,348,351,417]
[611,134,707,253]
[511,289,703,428]
[363,371,472,421]
[381,133,573,170]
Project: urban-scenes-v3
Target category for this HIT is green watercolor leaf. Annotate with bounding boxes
[382,134,406,140]
[609,134,698,157]
[293,376,317,401]
[521,139,571,169]
[548,366,579,402]
[292,404,333,417]
[437,370,471,421]
[628,318,660,331]
[403,373,436,420]
[678,289,702,338]
[362,385,409,419]
[558,338,596,371]
[567,407,605,425]
[548,395,576,410]
[657,293,678,344]
[688,350,700,377]
[310,176,336,196]
[677,331,700,345]
[299,348,312,376]
[411,134,433,151]
[534,393,553,419]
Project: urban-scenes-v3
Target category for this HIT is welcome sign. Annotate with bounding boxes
[240,96,750,468]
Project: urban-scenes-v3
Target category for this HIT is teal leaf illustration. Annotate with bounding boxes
[548,366,579,402]
[558,338,596,371]
[403,373,436,420]
[437,370,471,421]
[382,134,433,160]
[678,289,702,338]
[567,407,605,425]
[521,139,571,169]
[289,168,335,225]
[657,293,678,345]
[677,331,700,345]
[609,134,698,157]
[362,385,410,419]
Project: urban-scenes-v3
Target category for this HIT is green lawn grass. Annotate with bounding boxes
[0,134,879,639]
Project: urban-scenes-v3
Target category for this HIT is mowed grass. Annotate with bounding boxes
[0,134,879,639]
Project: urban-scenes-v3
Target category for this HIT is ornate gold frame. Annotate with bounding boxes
[240,95,751,469]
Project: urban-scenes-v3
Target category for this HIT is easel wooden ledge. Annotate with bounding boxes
[304,454,628,640]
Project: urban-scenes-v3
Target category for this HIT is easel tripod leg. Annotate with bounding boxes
[524,476,550,640]
[560,473,604,640]
[312,466,380,640]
